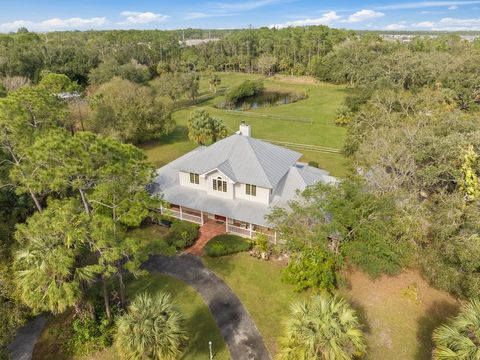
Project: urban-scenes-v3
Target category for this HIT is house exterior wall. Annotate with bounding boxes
[234,182,270,204]
[179,171,206,189]
[205,169,234,200]
[179,171,272,204]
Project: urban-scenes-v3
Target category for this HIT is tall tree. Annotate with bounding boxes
[88,77,174,143]
[187,109,227,145]
[13,199,93,314]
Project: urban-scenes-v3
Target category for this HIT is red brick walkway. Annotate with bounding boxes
[184,220,226,256]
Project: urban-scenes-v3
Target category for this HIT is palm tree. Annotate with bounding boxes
[277,294,366,360]
[432,299,480,360]
[115,292,188,360]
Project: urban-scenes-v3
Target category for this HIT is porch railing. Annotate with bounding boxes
[161,207,203,225]
[227,224,277,244]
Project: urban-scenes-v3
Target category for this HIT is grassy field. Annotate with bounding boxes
[33,274,230,360]
[203,253,459,360]
[141,72,349,177]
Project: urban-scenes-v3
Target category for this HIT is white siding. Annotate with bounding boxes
[179,171,206,189]
[205,170,234,200]
[234,183,270,204]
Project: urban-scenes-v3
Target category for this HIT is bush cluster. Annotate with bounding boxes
[224,80,264,105]
[165,221,199,249]
[204,234,252,257]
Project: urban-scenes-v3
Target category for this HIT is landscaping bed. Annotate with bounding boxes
[204,234,252,257]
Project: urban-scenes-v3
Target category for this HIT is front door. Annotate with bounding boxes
[214,214,226,222]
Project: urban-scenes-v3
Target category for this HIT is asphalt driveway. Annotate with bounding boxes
[143,254,272,360]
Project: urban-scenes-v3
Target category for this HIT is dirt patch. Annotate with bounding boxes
[339,268,460,360]
[270,74,320,85]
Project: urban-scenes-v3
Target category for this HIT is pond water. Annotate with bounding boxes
[234,91,297,110]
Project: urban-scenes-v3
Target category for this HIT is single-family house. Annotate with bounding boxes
[152,123,336,243]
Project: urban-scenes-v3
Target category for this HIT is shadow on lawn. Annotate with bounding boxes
[414,300,459,360]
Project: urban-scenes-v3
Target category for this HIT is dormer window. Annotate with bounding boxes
[189,173,199,184]
[246,184,257,196]
[213,177,227,192]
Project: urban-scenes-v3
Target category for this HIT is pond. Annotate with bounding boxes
[233,90,304,110]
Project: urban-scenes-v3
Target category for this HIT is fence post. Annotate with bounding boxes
[249,223,253,238]
[225,218,228,232]
[274,231,277,245]
[200,211,204,226]
[179,206,183,221]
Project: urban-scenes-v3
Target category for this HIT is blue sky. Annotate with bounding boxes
[0,0,479,32]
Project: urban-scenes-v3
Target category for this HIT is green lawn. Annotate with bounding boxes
[203,253,459,360]
[202,254,308,355]
[141,73,349,177]
[33,274,230,360]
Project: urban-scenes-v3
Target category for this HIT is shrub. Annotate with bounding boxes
[307,161,319,168]
[115,292,187,360]
[283,248,337,292]
[204,234,252,257]
[165,221,199,249]
[70,305,115,356]
[224,80,264,106]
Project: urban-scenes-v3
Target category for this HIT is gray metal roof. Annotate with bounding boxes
[153,144,336,227]
[176,134,302,189]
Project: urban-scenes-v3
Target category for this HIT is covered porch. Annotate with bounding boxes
[160,204,278,244]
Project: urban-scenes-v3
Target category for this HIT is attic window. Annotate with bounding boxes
[246,184,257,196]
[213,177,227,192]
[189,173,199,184]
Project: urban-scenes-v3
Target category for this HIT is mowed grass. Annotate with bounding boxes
[203,253,459,360]
[33,274,230,360]
[140,72,349,177]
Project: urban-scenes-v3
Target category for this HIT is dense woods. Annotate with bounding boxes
[1,25,480,359]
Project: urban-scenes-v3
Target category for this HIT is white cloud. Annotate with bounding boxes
[385,23,408,30]
[209,0,282,11]
[437,16,480,28]
[412,20,436,27]
[184,11,233,19]
[378,0,480,10]
[120,11,169,24]
[344,9,384,23]
[448,5,459,8]
[269,11,341,28]
[0,17,108,31]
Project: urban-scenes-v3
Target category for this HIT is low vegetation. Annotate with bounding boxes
[164,220,199,250]
[204,234,252,257]
[115,292,188,360]
[277,294,366,360]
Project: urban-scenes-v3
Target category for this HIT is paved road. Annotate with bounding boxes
[143,254,272,360]
[7,315,47,360]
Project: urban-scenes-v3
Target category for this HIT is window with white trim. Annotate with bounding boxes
[189,173,199,184]
[245,184,257,196]
[213,177,227,192]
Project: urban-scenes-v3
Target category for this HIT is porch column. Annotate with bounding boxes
[179,206,183,220]
[225,217,229,232]
[249,223,253,239]
[200,211,204,226]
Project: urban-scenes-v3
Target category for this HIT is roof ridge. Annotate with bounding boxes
[242,135,273,188]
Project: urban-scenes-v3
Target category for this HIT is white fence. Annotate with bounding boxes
[227,223,277,244]
[161,207,203,225]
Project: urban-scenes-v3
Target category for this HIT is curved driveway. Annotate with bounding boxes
[143,254,271,360]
